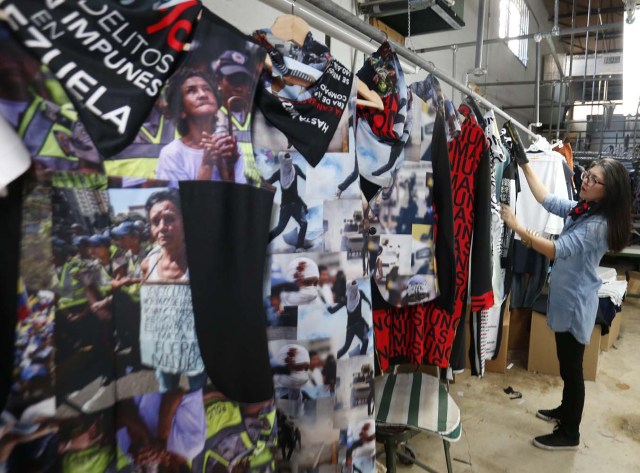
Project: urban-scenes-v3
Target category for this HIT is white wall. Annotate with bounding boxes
[203,0,554,126]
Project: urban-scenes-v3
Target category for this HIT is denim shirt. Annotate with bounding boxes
[542,194,608,344]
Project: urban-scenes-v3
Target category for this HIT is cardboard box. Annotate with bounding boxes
[527,311,601,381]
[600,312,623,351]
[508,307,532,365]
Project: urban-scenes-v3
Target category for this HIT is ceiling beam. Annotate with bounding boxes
[548,6,623,21]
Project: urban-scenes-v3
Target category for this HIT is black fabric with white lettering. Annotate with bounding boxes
[254,39,353,167]
[179,181,275,403]
[2,0,201,157]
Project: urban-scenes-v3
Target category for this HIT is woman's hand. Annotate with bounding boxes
[500,203,518,230]
[201,132,236,166]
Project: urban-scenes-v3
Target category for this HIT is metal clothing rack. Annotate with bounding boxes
[259,0,539,143]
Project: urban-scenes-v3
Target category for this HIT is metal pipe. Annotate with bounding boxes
[556,87,563,139]
[475,0,487,71]
[357,0,400,7]
[545,36,565,79]
[480,75,618,86]
[502,102,557,110]
[549,83,556,137]
[591,18,600,116]
[265,0,540,140]
[582,0,592,103]
[553,0,560,36]
[534,39,542,126]
[415,22,621,53]
[568,0,576,92]
[451,45,458,103]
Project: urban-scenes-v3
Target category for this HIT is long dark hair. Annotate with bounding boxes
[593,158,632,252]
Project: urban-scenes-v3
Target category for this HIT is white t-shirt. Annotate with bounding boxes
[516,150,569,236]
[156,138,246,184]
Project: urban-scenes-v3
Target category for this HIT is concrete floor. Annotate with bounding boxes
[380,297,640,473]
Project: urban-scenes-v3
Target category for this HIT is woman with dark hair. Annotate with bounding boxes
[155,68,241,183]
[141,189,207,393]
[501,157,632,450]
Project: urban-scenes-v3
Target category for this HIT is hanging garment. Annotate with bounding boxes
[355,41,410,188]
[373,102,491,372]
[516,149,569,236]
[252,31,377,473]
[469,110,510,376]
[253,30,351,167]
[374,100,482,370]
[0,0,202,157]
[509,147,568,309]
[553,141,574,170]
[0,7,279,472]
[366,76,455,309]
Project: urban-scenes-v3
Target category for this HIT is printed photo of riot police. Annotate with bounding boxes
[213,49,264,185]
[191,388,277,473]
[50,186,121,413]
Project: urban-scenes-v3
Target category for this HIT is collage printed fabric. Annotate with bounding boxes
[253,31,377,473]
[0,2,504,472]
[355,45,443,309]
[1,4,280,472]
[373,103,493,371]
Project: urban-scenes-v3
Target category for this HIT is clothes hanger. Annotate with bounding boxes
[270,1,310,47]
[356,82,384,110]
[355,34,388,111]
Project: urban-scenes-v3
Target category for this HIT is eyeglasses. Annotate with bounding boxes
[581,171,606,187]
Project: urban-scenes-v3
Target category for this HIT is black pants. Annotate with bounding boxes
[268,202,307,249]
[555,331,585,438]
[337,320,369,359]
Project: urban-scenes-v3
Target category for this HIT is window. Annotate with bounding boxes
[499,0,530,66]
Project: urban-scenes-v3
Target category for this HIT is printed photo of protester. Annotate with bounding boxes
[115,390,205,471]
[342,420,376,473]
[156,68,242,184]
[139,189,207,394]
[266,254,321,340]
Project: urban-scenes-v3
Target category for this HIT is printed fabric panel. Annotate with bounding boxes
[0,6,280,472]
[364,82,448,308]
[253,31,376,473]
[355,41,410,189]
[373,104,492,371]
[1,0,202,157]
[3,175,277,472]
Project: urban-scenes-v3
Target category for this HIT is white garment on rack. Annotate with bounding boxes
[516,150,569,236]
[598,280,627,307]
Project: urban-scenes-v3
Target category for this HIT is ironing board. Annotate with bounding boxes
[375,372,461,473]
